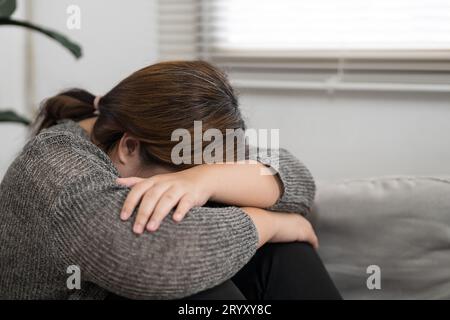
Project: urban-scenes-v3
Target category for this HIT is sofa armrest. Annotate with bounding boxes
[311,176,450,299]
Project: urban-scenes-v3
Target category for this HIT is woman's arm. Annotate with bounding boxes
[52,175,317,299]
[52,176,259,299]
[257,148,316,214]
[205,148,316,213]
[203,160,283,208]
[119,148,315,234]
[243,207,318,249]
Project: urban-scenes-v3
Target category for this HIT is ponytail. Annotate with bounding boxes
[33,89,98,135]
[31,61,245,169]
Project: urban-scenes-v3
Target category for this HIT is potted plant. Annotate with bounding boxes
[0,0,82,125]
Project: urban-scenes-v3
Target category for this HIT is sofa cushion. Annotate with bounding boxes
[311,176,450,299]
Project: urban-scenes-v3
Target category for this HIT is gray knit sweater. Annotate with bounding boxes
[0,120,315,300]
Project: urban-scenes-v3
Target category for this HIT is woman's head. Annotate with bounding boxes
[34,61,245,176]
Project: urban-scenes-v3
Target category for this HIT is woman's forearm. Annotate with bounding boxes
[196,148,316,215]
[201,161,283,208]
[242,207,319,249]
[117,148,315,234]
[242,207,277,247]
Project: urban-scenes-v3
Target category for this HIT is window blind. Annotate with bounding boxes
[158,0,450,92]
[209,0,450,54]
[160,0,450,57]
[158,0,203,60]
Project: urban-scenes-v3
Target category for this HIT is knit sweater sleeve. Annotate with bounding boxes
[38,130,258,300]
[256,148,316,215]
[52,174,257,299]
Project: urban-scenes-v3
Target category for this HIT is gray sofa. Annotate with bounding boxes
[311,175,450,299]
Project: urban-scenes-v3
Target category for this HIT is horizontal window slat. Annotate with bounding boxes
[158,0,450,91]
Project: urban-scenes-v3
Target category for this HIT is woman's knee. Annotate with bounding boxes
[256,242,342,299]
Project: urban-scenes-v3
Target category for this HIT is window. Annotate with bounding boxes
[159,0,450,92]
[211,0,450,54]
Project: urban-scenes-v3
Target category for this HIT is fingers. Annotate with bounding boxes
[120,179,155,221]
[133,184,170,234]
[310,233,319,250]
[146,188,185,232]
[305,224,319,250]
[300,218,319,250]
[117,174,199,234]
[173,195,195,222]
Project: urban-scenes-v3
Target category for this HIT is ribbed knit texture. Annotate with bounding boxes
[0,120,315,300]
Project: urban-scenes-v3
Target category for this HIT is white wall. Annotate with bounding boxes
[0,2,28,178]
[0,0,158,178]
[238,90,450,180]
[1,1,450,181]
[31,0,159,106]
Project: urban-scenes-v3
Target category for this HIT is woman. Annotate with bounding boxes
[0,61,340,300]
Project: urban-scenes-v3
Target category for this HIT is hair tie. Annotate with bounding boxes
[93,96,102,115]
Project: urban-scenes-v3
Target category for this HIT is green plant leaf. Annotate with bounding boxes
[0,17,82,59]
[0,0,16,17]
[0,110,31,126]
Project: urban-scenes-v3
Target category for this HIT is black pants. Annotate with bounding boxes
[107,242,341,300]
[185,242,341,300]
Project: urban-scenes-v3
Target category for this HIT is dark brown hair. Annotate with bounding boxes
[33,61,245,169]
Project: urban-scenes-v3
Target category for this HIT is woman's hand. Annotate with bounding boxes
[117,167,212,234]
[242,207,319,249]
[271,212,319,249]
